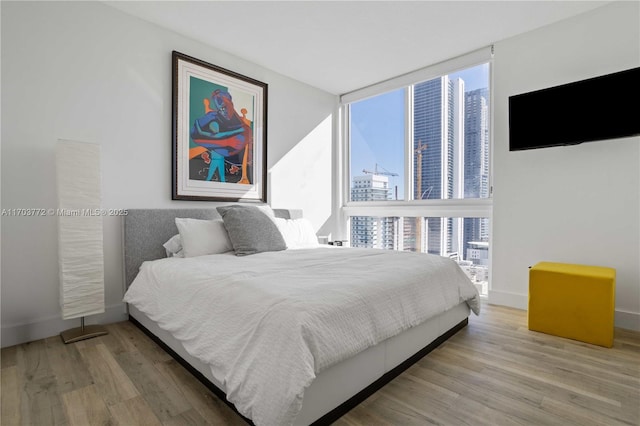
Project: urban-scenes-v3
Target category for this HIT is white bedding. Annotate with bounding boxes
[123,247,480,426]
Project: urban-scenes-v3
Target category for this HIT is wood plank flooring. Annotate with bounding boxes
[2,303,639,425]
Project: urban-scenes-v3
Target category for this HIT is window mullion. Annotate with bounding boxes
[342,104,351,207]
[405,86,414,203]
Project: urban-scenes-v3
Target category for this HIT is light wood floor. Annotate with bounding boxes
[2,303,639,426]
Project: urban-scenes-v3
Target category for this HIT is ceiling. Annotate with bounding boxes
[104,1,611,95]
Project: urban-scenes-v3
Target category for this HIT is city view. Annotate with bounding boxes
[349,64,490,295]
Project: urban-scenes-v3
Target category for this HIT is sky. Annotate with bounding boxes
[350,63,489,200]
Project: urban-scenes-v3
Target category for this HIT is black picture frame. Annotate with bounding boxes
[172,51,268,202]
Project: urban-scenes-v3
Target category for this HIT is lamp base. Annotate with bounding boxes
[60,324,108,344]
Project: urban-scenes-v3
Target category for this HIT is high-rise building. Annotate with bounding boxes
[350,174,395,249]
[463,88,489,199]
[463,88,490,262]
[413,76,464,255]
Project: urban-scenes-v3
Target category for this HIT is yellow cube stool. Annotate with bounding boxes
[528,262,615,347]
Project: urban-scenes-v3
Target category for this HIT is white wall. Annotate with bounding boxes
[1,1,336,347]
[491,1,640,330]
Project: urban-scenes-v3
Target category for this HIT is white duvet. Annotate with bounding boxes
[123,247,480,426]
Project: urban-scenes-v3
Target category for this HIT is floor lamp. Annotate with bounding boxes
[56,140,108,344]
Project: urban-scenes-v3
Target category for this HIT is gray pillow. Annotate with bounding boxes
[216,205,286,256]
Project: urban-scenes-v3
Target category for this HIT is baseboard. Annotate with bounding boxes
[1,303,128,348]
[614,309,640,332]
[487,289,528,310]
[488,290,640,332]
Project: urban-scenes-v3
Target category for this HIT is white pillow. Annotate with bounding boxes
[174,218,233,257]
[163,234,184,258]
[274,217,319,249]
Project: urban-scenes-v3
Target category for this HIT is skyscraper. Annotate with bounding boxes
[413,76,464,255]
[463,88,489,199]
[463,87,490,262]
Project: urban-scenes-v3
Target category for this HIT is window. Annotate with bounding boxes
[341,48,493,295]
[349,89,405,201]
[413,73,490,201]
[348,216,489,295]
[348,63,490,202]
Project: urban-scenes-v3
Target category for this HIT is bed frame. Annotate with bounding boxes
[123,208,470,425]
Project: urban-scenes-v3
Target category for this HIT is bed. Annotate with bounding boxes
[123,207,480,426]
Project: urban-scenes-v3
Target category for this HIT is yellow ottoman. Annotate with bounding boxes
[528,262,615,347]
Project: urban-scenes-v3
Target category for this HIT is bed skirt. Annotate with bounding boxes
[128,302,470,425]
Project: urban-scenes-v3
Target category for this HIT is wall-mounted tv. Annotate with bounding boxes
[509,67,640,151]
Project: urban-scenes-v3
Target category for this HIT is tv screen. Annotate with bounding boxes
[509,67,640,151]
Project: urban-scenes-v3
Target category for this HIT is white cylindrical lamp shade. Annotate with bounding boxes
[56,140,105,320]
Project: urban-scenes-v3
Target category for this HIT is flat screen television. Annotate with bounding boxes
[509,67,640,151]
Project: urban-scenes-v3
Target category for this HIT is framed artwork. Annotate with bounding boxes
[172,51,267,202]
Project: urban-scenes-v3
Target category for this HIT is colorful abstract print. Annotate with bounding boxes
[188,77,254,184]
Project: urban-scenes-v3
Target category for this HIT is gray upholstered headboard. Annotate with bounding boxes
[123,208,302,288]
